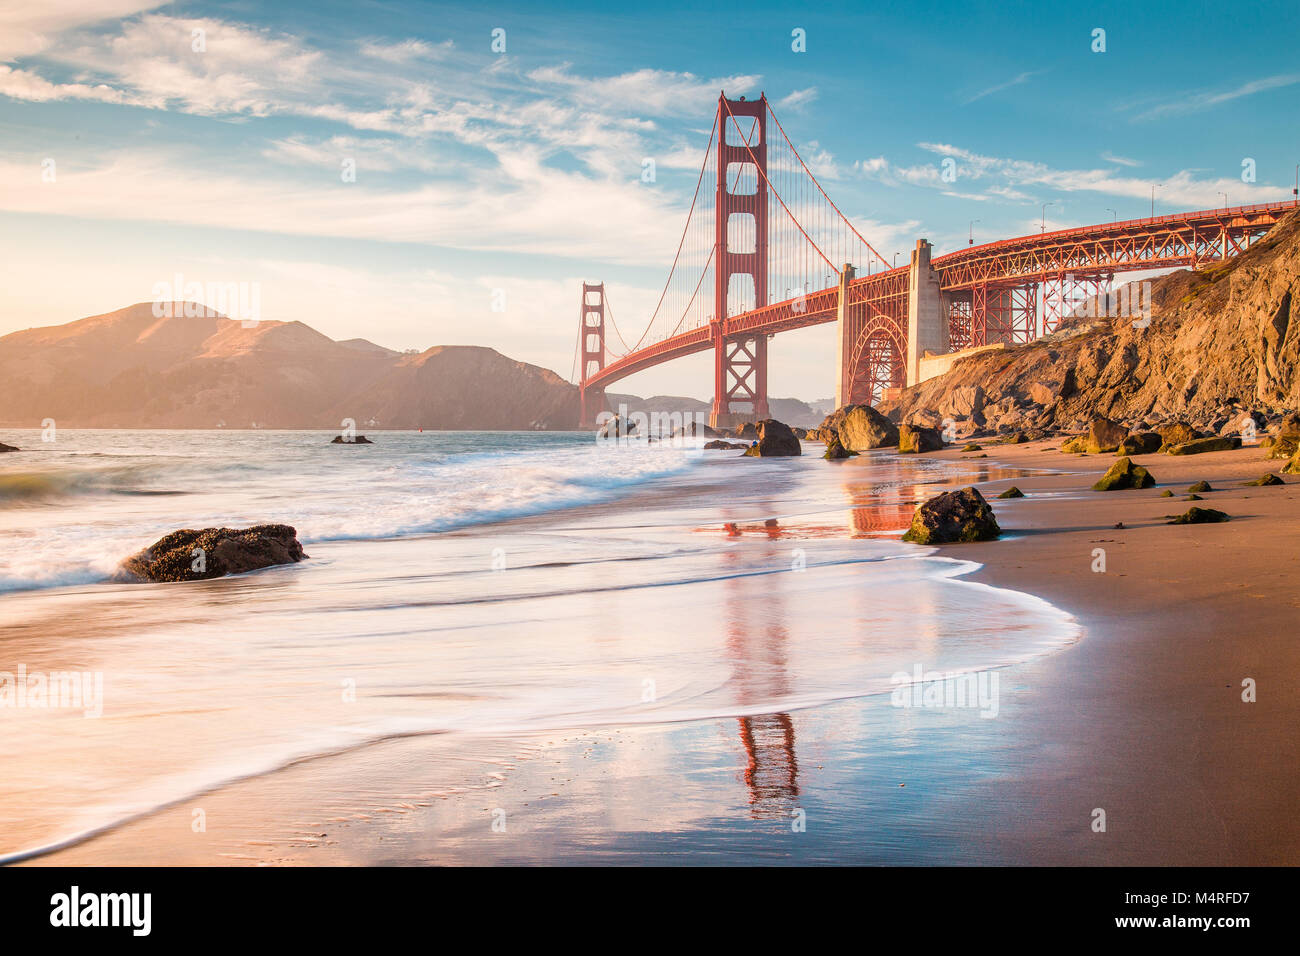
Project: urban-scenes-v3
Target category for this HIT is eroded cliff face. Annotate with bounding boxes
[880,209,1300,435]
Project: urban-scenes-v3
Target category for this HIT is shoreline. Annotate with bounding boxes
[15,436,1300,865]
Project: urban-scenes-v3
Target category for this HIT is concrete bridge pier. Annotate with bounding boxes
[834,238,950,408]
[905,239,949,388]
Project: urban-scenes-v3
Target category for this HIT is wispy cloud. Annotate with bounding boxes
[1129,73,1300,121]
[962,70,1041,104]
[1101,151,1141,167]
[855,142,1293,209]
[776,87,817,111]
[359,37,454,63]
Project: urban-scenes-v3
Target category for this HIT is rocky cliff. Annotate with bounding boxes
[880,208,1300,436]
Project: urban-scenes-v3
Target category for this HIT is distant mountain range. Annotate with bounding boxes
[0,303,578,429]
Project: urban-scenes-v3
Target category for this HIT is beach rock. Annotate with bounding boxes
[741,420,801,457]
[961,442,983,452]
[1160,489,1174,497]
[836,404,899,451]
[1157,422,1201,448]
[703,439,746,450]
[1284,451,1300,475]
[1168,507,1230,525]
[1092,457,1155,491]
[1118,431,1162,455]
[1186,494,1203,500]
[117,524,308,583]
[736,422,759,440]
[1163,435,1242,455]
[331,434,374,444]
[598,415,637,439]
[671,421,720,439]
[0,442,18,453]
[1243,473,1284,486]
[997,486,1025,499]
[898,424,944,454]
[1219,409,1267,439]
[1061,435,1088,454]
[1264,435,1298,459]
[902,487,1000,544]
[823,435,854,459]
[1187,480,1213,493]
[1085,416,1128,453]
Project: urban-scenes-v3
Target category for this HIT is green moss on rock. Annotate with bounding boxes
[1092,457,1155,491]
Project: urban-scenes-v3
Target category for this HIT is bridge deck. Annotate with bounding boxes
[583,200,1296,393]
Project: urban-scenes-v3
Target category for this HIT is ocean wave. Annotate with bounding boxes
[0,436,701,593]
[0,467,186,504]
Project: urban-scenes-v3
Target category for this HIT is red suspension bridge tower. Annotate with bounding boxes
[711,94,770,428]
[577,282,606,426]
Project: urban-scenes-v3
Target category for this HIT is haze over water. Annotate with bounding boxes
[0,430,1077,862]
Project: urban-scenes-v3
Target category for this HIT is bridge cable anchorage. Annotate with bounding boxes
[721,99,835,273]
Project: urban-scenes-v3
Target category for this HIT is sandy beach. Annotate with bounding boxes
[17,435,1299,866]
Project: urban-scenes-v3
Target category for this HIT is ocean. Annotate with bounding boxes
[0,429,1078,862]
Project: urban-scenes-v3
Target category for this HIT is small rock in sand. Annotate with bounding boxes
[1093,457,1155,491]
[1167,507,1230,525]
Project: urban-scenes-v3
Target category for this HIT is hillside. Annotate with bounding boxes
[0,303,578,429]
[880,208,1300,434]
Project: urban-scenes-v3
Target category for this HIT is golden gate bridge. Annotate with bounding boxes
[575,92,1295,428]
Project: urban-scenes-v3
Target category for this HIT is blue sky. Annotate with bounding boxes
[1,0,1297,400]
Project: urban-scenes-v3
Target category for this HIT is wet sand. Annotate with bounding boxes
[24,438,1300,865]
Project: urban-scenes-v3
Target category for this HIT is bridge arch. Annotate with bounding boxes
[845,313,906,407]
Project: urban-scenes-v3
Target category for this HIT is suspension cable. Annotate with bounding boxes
[765,102,890,269]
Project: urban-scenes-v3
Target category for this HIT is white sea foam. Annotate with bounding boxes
[0,428,1079,862]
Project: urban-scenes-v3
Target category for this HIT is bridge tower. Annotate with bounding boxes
[710,93,770,429]
[578,281,606,426]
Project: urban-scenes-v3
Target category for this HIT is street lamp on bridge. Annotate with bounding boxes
[893,252,900,269]
[1106,208,1117,222]
[1219,191,1228,209]
[1041,201,1054,233]
[1151,183,1164,217]
[969,219,980,245]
